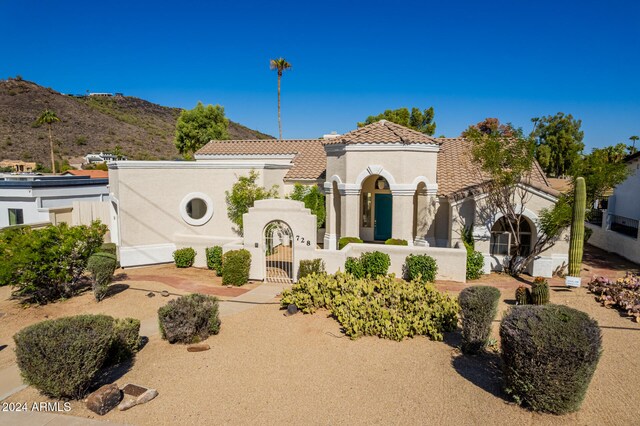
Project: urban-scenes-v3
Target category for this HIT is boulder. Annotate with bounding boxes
[117,396,138,411]
[86,383,122,415]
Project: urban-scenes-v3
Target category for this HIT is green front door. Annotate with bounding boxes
[374,193,392,241]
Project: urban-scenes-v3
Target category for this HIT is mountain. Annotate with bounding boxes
[0,78,273,166]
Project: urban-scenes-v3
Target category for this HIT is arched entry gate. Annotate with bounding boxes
[264,220,294,283]
[242,199,318,283]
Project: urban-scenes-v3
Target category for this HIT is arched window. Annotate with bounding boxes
[490,217,532,256]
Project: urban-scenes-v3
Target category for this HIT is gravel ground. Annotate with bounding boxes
[4,281,639,425]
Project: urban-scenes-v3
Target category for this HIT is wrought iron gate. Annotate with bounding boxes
[264,220,294,283]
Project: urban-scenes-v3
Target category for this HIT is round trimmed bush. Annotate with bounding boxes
[466,250,484,280]
[222,249,251,286]
[458,285,501,354]
[404,254,438,282]
[384,238,408,246]
[87,252,118,301]
[360,251,390,277]
[298,258,325,279]
[14,315,115,399]
[500,304,602,414]
[345,256,365,278]
[158,293,221,344]
[338,236,363,250]
[98,242,117,256]
[173,247,196,268]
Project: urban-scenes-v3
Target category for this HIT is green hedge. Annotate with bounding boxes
[500,305,602,414]
[158,294,221,344]
[466,250,484,280]
[87,252,117,302]
[222,249,251,286]
[345,251,390,278]
[458,286,501,354]
[281,273,459,341]
[173,247,196,268]
[14,314,140,399]
[206,246,223,276]
[338,236,363,250]
[384,238,408,246]
[403,254,438,282]
[99,242,117,256]
[299,259,325,279]
[0,222,107,304]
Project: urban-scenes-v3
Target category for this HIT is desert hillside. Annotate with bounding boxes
[0,78,273,165]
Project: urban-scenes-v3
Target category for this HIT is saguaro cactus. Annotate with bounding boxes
[568,177,586,277]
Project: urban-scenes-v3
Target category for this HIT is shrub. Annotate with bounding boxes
[385,238,408,246]
[500,305,602,414]
[466,250,484,280]
[158,294,221,344]
[87,252,117,301]
[206,246,223,275]
[281,273,459,341]
[404,254,438,282]
[173,247,196,268]
[299,259,325,279]
[458,286,501,354]
[14,315,115,399]
[222,249,251,286]
[531,277,550,305]
[0,221,107,304]
[345,251,390,278]
[99,242,117,256]
[107,318,141,365]
[338,236,363,250]
[345,256,365,278]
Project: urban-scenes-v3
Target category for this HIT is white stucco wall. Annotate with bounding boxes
[608,157,640,220]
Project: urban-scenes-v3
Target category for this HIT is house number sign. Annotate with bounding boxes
[295,235,312,246]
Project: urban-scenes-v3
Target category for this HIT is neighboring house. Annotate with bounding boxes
[109,120,567,281]
[586,151,640,264]
[0,175,110,228]
[85,152,127,164]
[63,170,109,179]
[0,159,37,173]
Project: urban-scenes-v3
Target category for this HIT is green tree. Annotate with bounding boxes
[269,58,292,140]
[287,184,325,228]
[358,107,436,135]
[532,113,584,177]
[573,143,630,206]
[36,109,61,174]
[225,170,279,235]
[465,123,566,276]
[174,102,229,159]
[630,135,639,153]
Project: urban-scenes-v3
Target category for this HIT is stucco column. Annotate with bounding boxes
[323,182,337,250]
[340,185,360,239]
[391,191,415,245]
[414,189,433,246]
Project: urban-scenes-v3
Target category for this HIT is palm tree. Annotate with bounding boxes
[269,58,292,140]
[36,109,61,173]
[630,135,639,151]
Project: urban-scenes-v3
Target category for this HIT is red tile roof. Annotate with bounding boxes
[323,120,441,145]
[63,170,109,179]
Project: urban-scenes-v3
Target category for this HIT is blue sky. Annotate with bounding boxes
[2,0,639,149]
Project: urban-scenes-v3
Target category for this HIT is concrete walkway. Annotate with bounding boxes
[0,282,283,425]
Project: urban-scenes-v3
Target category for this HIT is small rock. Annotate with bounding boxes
[117,396,138,411]
[86,383,122,415]
[122,383,148,397]
[187,343,210,352]
[136,388,158,405]
[285,304,298,316]
[226,285,232,288]
[161,290,169,297]
[146,292,156,298]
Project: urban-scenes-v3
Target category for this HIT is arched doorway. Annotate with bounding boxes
[264,220,294,283]
[360,174,392,241]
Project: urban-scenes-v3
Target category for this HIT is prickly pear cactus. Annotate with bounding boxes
[515,285,531,305]
[531,277,550,305]
[568,177,586,277]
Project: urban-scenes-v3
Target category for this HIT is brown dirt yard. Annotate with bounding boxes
[2,246,640,425]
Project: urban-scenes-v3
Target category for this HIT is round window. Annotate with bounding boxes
[186,198,207,220]
[179,192,214,226]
